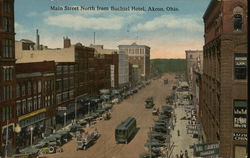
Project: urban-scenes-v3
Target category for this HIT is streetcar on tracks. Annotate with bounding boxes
[115,117,137,144]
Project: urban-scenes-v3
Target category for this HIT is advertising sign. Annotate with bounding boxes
[233,133,247,141]
[193,142,220,157]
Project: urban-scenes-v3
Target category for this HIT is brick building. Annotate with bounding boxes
[0,0,16,154]
[90,44,128,89]
[185,50,203,85]
[15,61,56,148]
[200,0,248,158]
[118,43,150,80]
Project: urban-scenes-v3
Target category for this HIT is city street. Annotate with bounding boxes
[45,73,176,158]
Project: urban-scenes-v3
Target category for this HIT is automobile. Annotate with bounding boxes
[152,108,159,115]
[152,127,167,133]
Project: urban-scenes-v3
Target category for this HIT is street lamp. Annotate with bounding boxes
[88,102,91,115]
[75,100,77,123]
[64,112,67,127]
[30,126,34,146]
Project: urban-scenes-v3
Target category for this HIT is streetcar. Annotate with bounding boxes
[115,117,137,144]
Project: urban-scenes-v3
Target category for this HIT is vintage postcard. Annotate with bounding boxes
[0,0,248,158]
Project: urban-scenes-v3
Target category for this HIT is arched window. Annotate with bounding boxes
[233,6,243,31]
[233,14,243,30]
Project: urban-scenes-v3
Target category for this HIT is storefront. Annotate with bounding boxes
[17,108,46,148]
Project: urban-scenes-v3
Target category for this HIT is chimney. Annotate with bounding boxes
[36,29,40,50]
[64,36,71,48]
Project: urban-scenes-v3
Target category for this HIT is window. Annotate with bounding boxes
[22,99,26,114]
[63,65,68,74]
[16,84,21,98]
[28,81,32,96]
[56,65,62,74]
[34,96,37,110]
[63,78,69,90]
[16,101,21,117]
[2,39,13,57]
[27,98,32,112]
[233,14,243,31]
[69,65,74,73]
[38,95,41,109]
[233,100,247,128]
[38,81,42,93]
[33,81,37,94]
[234,54,247,80]
[56,79,62,92]
[21,84,26,96]
[2,66,13,81]
[4,2,11,13]
[3,85,12,100]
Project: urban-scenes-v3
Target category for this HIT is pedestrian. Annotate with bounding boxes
[177,130,180,136]
[175,154,179,158]
[185,150,188,158]
[180,150,184,158]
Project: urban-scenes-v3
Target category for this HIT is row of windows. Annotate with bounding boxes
[16,94,54,117]
[2,66,14,81]
[3,17,13,33]
[56,90,74,105]
[1,39,14,58]
[2,106,13,121]
[56,77,74,92]
[2,85,13,100]
[16,81,42,98]
[4,1,12,14]
[56,65,74,74]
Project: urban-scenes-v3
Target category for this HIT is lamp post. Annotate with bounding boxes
[75,100,77,123]
[64,112,67,127]
[88,102,91,115]
[30,127,33,146]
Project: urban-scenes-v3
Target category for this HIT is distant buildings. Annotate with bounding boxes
[90,44,129,89]
[185,50,203,119]
[118,43,150,80]
[200,0,248,158]
[185,50,203,86]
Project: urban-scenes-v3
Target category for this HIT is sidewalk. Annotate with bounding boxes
[169,105,198,158]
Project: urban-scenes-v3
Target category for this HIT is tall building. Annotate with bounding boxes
[0,0,16,154]
[118,43,150,80]
[185,50,203,86]
[200,0,248,158]
[90,44,129,89]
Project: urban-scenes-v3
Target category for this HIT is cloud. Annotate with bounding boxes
[27,11,38,17]
[44,14,129,30]
[131,14,203,32]
[15,23,28,34]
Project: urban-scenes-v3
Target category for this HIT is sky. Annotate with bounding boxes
[15,0,211,59]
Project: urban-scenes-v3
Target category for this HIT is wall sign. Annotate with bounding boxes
[233,100,247,128]
[233,133,247,141]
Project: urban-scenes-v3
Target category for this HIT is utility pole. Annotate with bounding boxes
[5,120,9,158]
[94,32,96,44]
[149,127,152,158]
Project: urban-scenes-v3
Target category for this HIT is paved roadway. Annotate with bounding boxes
[45,73,176,158]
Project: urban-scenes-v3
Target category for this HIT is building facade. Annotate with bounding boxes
[118,43,150,80]
[15,61,56,148]
[0,0,16,154]
[185,50,203,86]
[200,0,248,158]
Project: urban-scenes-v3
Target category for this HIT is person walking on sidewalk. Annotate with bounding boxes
[177,129,180,136]
[185,149,188,158]
[180,150,184,158]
